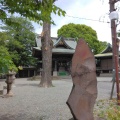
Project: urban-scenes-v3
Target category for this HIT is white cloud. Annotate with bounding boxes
[35,0,120,44]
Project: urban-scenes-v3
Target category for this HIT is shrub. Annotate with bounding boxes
[94,99,120,120]
[0,46,18,74]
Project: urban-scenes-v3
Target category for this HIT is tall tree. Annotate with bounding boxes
[40,22,53,87]
[0,0,66,87]
[1,16,37,67]
[57,23,108,54]
[40,0,56,87]
[0,33,17,74]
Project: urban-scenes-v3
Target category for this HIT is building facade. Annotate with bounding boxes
[33,35,77,76]
[95,43,120,73]
[33,35,118,76]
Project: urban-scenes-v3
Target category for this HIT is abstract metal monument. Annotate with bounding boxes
[67,39,97,120]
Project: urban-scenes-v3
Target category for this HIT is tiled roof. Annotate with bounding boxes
[35,35,77,50]
[33,47,75,54]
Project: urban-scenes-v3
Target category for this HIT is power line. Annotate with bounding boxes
[66,15,110,23]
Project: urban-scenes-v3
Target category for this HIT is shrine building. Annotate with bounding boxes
[33,35,119,76]
[33,35,77,76]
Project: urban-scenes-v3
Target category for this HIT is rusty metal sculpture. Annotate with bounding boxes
[67,39,97,120]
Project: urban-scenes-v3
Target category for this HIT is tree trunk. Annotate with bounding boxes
[39,22,53,87]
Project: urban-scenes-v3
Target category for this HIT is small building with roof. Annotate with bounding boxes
[95,43,120,73]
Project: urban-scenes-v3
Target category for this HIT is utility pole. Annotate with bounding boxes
[109,0,120,105]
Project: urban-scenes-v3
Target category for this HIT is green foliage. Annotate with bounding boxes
[94,99,120,120]
[1,16,38,67]
[0,32,18,74]
[98,41,108,53]
[57,23,108,54]
[0,46,18,74]
[0,32,9,46]
[0,0,66,24]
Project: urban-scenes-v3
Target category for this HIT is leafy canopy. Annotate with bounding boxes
[1,16,38,67]
[0,0,66,24]
[0,32,18,74]
[57,23,108,54]
[0,0,66,75]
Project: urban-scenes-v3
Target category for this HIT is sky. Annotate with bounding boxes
[34,0,120,44]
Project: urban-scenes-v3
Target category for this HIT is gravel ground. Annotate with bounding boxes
[0,77,117,120]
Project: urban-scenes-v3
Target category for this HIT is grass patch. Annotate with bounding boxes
[94,98,120,120]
